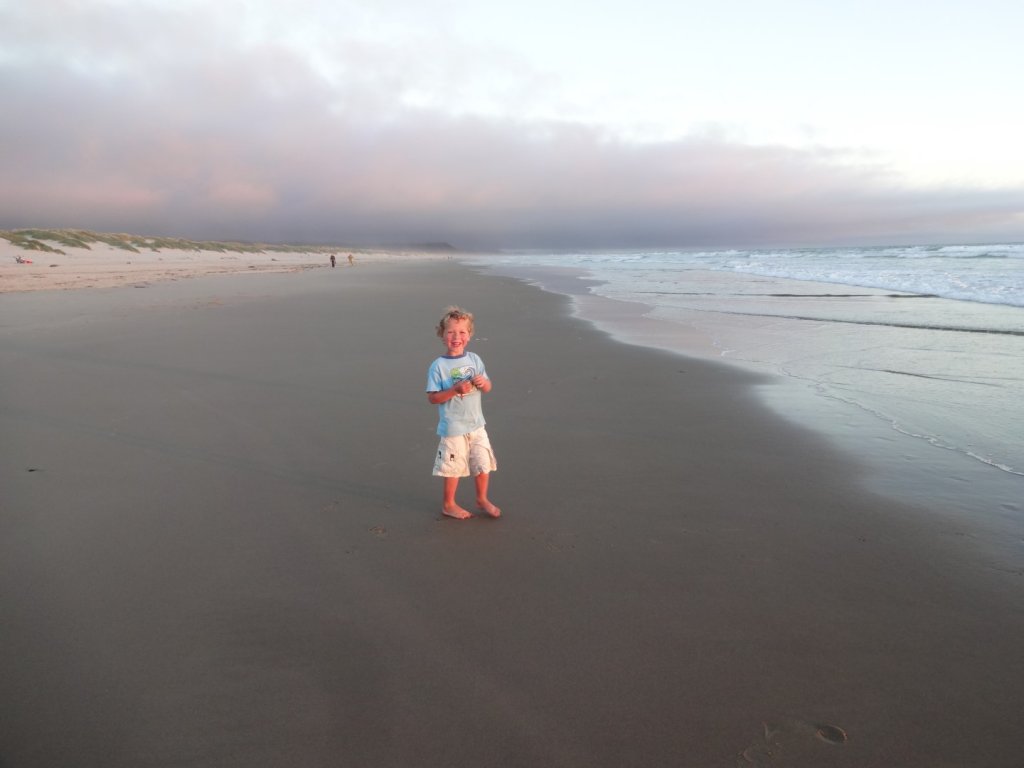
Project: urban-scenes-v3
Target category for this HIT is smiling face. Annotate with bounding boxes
[442,317,472,357]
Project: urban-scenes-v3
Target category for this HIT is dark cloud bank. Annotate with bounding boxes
[2,13,1022,250]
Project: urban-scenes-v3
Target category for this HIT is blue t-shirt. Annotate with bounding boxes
[426,351,487,436]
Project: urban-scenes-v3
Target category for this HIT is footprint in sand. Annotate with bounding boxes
[738,718,847,767]
[369,525,388,537]
[815,724,848,744]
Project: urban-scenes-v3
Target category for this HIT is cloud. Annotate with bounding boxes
[1,1,1022,248]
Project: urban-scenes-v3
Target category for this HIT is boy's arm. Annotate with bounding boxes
[426,389,451,404]
[471,353,491,393]
[427,378,475,404]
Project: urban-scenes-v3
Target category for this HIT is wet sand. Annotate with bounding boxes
[2,261,1023,767]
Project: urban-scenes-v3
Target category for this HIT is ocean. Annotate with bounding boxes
[469,244,1024,519]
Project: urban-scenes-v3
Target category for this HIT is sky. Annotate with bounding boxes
[2,0,1023,249]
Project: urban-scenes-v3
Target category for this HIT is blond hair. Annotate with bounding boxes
[436,305,474,337]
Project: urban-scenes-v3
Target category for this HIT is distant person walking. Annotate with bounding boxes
[330,254,336,268]
[348,253,355,266]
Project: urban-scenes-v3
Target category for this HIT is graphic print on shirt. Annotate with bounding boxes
[449,365,476,385]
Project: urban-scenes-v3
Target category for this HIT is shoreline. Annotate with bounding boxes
[6,244,1022,559]
[471,259,1024,541]
[3,259,1024,766]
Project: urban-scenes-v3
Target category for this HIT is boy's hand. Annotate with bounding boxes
[471,374,490,392]
[453,379,474,395]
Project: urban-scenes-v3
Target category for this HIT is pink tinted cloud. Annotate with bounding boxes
[204,181,278,211]
[1,15,1022,248]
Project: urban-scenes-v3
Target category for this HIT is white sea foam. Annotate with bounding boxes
[485,243,1024,308]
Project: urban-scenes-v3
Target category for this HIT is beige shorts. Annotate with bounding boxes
[432,427,498,478]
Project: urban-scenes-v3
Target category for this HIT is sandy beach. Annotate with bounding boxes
[0,235,449,293]
[3,259,1024,767]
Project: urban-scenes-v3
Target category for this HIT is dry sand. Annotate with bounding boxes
[0,237,450,293]
[2,261,1023,767]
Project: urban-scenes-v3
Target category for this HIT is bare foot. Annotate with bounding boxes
[477,499,501,518]
[442,503,473,520]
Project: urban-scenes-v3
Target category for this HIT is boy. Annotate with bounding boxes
[426,306,501,519]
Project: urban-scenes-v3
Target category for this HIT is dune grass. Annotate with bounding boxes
[1,228,356,257]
